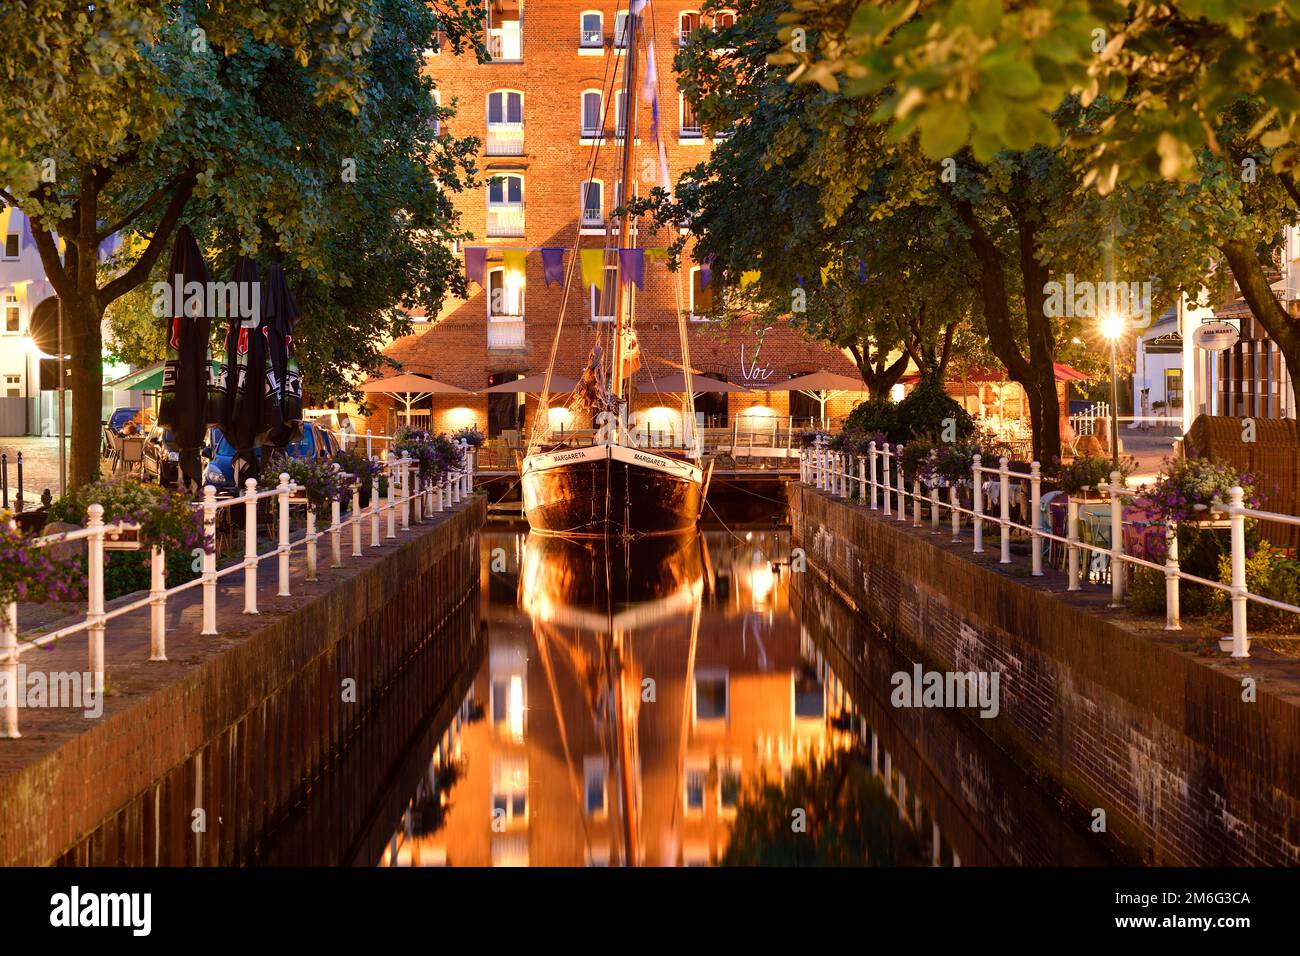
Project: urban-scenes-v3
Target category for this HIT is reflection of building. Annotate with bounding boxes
[365,3,863,439]
[383,530,847,866]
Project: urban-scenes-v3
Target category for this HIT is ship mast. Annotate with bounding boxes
[610,8,641,409]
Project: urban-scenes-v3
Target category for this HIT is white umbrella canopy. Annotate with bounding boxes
[756,370,869,428]
[640,372,752,394]
[484,373,578,394]
[360,373,470,419]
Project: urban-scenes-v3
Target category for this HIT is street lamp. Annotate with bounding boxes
[1099,311,1125,469]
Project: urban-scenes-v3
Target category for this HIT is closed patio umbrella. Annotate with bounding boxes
[263,263,303,447]
[219,256,266,483]
[157,225,215,490]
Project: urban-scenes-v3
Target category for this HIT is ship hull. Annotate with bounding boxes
[521,444,703,539]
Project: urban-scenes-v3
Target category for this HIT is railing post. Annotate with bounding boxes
[351,481,363,557]
[857,454,866,503]
[1228,486,1249,658]
[895,445,906,520]
[462,441,472,497]
[149,546,167,661]
[330,495,343,568]
[1030,461,1043,577]
[435,471,445,512]
[868,443,878,510]
[370,468,382,547]
[201,486,218,635]
[1164,520,1181,631]
[411,473,423,524]
[972,454,984,554]
[998,457,1011,565]
[1067,497,1081,591]
[930,484,940,531]
[882,445,892,516]
[278,472,292,597]
[366,428,373,458]
[243,478,258,615]
[306,506,318,582]
[86,504,106,687]
[400,453,412,530]
[912,478,922,528]
[1,592,18,738]
[386,454,397,539]
[1108,470,1124,607]
[950,484,960,540]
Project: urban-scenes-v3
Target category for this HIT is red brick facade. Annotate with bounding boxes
[371,1,863,436]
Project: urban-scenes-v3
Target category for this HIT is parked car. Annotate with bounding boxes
[200,422,340,491]
[140,424,181,486]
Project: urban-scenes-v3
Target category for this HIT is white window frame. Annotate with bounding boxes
[1,233,19,260]
[679,93,705,144]
[580,178,604,230]
[679,10,702,46]
[486,89,525,155]
[3,295,20,334]
[580,89,604,142]
[487,265,525,319]
[486,173,525,237]
[579,10,604,51]
[614,12,630,49]
[683,761,708,817]
[491,758,529,830]
[430,90,441,137]
[590,266,618,321]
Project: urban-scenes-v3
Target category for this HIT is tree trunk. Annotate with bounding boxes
[1219,238,1300,390]
[66,301,105,488]
[1017,221,1063,464]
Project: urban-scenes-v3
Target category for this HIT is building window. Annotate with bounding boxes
[614,90,628,138]
[794,668,825,719]
[4,375,19,398]
[488,266,524,318]
[584,757,607,817]
[580,179,603,227]
[490,671,525,742]
[581,90,603,138]
[2,234,18,259]
[591,266,618,321]
[713,9,736,29]
[487,174,525,237]
[684,764,707,815]
[491,758,528,829]
[487,1,523,61]
[694,671,728,722]
[425,18,443,55]
[679,11,702,46]
[430,90,441,137]
[4,296,18,332]
[614,12,629,48]
[579,10,603,48]
[486,90,524,155]
[680,96,703,139]
[689,266,713,320]
[719,761,741,813]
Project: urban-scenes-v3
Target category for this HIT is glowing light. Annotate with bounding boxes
[1099,312,1125,341]
[446,406,477,428]
[749,560,774,606]
[740,405,775,418]
[508,675,524,743]
[548,406,575,430]
[890,383,906,402]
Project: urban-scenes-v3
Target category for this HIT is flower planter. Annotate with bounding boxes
[103,527,143,551]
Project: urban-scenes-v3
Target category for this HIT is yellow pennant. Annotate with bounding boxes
[740,270,760,290]
[580,249,606,290]
[502,248,527,277]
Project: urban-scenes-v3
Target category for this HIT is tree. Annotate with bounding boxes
[0,0,483,488]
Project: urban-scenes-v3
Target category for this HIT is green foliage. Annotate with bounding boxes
[844,400,900,443]
[47,479,209,553]
[1056,454,1134,494]
[1212,543,1300,633]
[99,548,200,604]
[720,750,928,866]
[260,455,348,521]
[899,439,935,484]
[895,373,974,443]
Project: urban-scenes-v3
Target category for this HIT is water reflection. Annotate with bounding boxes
[381,527,940,867]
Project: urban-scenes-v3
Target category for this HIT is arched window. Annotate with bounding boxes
[614,12,630,48]
[486,90,524,155]
[689,265,713,320]
[488,266,525,318]
[581,89,603,138]
[713,9,736,29]
[579,10,603,48]
[679,11,701,45]
[580,179,603,226]
[680,94,702,139]
[614,90,627,138]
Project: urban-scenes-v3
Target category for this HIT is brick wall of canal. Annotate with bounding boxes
[789,485,1300,866]
[0,499,485,866]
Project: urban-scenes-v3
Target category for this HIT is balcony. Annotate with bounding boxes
[580,207,604,231]
[486,123,525,156]
[580,28,604,49]
[487,205,525,237]
[680,122,704,140]
[488,318,526,350]
[580,124,605,142]
[487,27,522,62]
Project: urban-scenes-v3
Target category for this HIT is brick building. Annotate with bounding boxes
[369,1,864,441]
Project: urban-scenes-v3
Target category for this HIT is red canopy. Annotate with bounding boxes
[904,363,1091,385]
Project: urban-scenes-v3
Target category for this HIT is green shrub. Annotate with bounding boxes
[844,400,901,444]
[895,373,974,444]
[1211,543,1300,632]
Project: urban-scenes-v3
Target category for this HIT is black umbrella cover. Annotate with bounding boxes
[262,263,303,446]
[219,255,265,483]
[157,224,213,488]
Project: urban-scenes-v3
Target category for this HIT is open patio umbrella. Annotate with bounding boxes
[263,263,303,447]
[218,256,266,483]
[484,372,578,394]
[360,373,469,424]
[639,372,751,395]
[761,370,868,428]
[157,225,215,490]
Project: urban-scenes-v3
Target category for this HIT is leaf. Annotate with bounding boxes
[918,101,971,157]
[982,61,1042,100]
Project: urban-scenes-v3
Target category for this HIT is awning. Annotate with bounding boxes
[106,361,222,391]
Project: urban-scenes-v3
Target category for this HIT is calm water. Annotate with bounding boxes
[374,515,1114,867]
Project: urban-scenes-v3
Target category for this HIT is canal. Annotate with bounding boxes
[352,504,1113,867]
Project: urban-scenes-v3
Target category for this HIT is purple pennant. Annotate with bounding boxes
[464,246,487,286]
[19,212,35,252]
[699,258,713,289]
[858,258,868,283]
[619,248,645,289]
[541,248,566,287]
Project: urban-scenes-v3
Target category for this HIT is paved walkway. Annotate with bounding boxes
[0,436,65,507]
[0,506,464,779]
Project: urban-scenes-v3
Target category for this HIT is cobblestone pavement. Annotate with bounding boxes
[0,436,67,506]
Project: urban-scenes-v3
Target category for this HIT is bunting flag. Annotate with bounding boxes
[541,248,566,286]
[740,270,761,290]
[19,213,34,252]
[502,248,528,277]
[619,248,645,289]
[581,248,606,290]
[464,246,487,286]
[645,248,671,262]
[820,263,832,286]
[699,258,713,289]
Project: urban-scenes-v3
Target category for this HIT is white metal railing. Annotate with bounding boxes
[580,28,603,47]
[485,124,524,156]
[800,441,1300,660]
[487,318,526,350]
[487,27,522,61]
[0,443,480,738]
[487,204,525,237]
[1068,401,1110,437]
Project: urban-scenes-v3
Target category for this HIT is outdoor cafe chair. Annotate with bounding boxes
[119,435,145,475]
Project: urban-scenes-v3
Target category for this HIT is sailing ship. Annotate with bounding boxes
[520,6,705,540]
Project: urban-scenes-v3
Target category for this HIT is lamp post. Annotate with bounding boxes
[1100,312,1124,469]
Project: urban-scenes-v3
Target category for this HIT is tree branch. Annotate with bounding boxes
[100,175,197,305]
